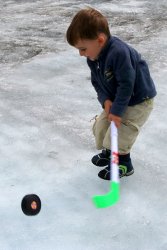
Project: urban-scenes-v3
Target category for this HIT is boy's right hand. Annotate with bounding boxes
[104,99,112,115]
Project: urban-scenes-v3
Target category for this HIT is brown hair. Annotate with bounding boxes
[66,8,110,46]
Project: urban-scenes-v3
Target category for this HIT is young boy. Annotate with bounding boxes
[66,8,156,180]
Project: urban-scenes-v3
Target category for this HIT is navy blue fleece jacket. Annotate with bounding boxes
[87,36,157,117]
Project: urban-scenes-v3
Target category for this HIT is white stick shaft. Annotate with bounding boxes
[111,121,119,183]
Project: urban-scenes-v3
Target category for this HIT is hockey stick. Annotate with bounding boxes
[92,121,120,208]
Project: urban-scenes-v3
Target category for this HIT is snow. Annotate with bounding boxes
[0,0,167,249]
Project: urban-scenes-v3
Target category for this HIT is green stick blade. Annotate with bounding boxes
[92,182,120,208]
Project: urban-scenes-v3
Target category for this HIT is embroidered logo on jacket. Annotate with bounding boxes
[104,69,114,81]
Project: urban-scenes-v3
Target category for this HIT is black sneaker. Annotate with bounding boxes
[91,149,111,167]
[98,159,134,180]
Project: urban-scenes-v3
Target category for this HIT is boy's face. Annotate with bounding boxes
[75,35,106,61]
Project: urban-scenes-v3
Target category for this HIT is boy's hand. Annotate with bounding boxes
[104,100,122,127]
[104,100,112,115]
[108,113,122,128]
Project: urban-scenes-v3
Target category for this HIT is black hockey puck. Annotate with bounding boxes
[21,194,41,216]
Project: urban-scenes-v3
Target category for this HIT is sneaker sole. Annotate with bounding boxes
[121,169,134,178]
[91,158,110,167]
[98,168,134,181]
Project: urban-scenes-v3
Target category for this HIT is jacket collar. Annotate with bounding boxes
[97,35,113,60]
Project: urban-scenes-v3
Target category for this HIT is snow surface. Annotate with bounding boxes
[0,0,167,249]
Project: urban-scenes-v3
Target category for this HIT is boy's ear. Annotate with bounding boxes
[97,34,106,47]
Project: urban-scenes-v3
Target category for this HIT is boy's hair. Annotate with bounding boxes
[66,8,110,46]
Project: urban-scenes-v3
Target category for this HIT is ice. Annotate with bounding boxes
[0,0,167,250]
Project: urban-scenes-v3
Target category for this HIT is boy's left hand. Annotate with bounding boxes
[108,114,122,128]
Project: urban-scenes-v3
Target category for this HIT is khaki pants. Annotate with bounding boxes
[92,99,154,154]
